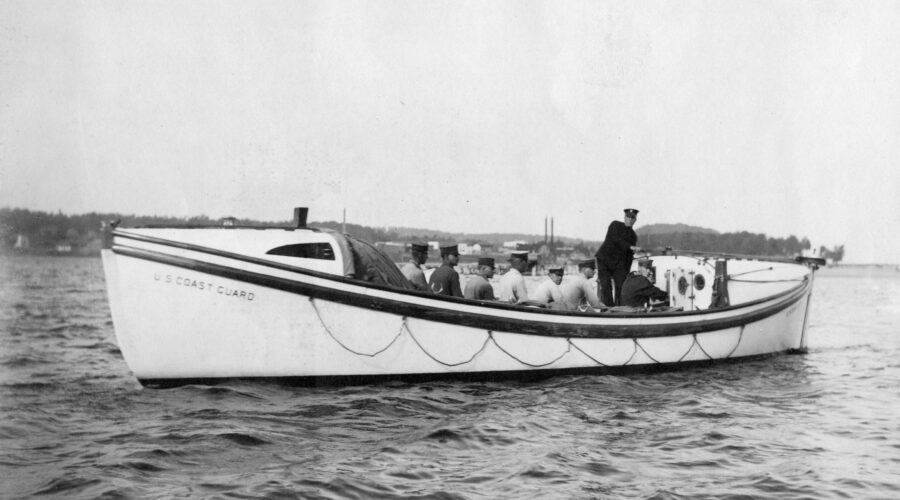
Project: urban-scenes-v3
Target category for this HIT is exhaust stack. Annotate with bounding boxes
[293,207,308,228]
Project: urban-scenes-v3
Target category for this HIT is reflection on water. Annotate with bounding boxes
[1,257,898,499]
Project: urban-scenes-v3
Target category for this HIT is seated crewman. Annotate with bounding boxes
[620,258,669,308]
[428,244,463,297]
[498,251,530,303]
[533,266,565,309]
[560,259,605,311]
[400,242,430,291]
[464,257,496,301]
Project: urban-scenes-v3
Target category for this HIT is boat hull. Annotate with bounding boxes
[102,236,815,385]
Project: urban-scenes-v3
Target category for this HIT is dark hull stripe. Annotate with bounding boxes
[112,244,811,339]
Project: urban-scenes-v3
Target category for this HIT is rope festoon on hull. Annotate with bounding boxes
[308,297,744,370]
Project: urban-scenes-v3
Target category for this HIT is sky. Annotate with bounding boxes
[1,1,898,263]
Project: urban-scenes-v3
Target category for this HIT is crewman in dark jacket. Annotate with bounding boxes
[429,244,463,297]
[595,208,643,305]
[620,258,669,308]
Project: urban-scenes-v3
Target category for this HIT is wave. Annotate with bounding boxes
[31,476,103,497]
[217,432,271,446]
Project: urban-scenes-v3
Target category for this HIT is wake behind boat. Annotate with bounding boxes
[100,208,824,386]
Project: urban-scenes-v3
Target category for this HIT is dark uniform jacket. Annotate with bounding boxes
[620,273,668,308]
[595,220,637,269]
[429,264,463,297]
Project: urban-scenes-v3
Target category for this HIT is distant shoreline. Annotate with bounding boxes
[2,252,896,269]
[1,250,99,258]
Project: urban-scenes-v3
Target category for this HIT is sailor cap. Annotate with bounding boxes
[508,251,529,261]
[439,244,460,256]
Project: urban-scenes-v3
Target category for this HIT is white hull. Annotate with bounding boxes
[101,225,818,384]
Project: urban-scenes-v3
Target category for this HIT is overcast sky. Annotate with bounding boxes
[2,1,898,263]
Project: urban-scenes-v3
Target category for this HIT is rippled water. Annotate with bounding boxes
[1,256,898,499]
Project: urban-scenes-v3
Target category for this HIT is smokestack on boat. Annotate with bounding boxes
[293,207,308,228]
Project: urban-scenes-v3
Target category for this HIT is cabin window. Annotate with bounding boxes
[266,243,335,260]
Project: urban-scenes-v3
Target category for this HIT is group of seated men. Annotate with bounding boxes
[400,243,668,311]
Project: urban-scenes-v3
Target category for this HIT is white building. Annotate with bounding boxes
[458,243,483,255]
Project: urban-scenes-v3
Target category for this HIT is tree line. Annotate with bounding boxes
[0,208,228,255]
[0,207,845,262]
[638,231,844,262]
[0,208,457,256]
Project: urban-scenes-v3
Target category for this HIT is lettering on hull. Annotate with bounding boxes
[153,272,256,301]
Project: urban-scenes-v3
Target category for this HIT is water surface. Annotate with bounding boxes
[1,256,898,499]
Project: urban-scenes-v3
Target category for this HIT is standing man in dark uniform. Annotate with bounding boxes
[595,208,643,306]
[620,258,669,308]
[429,244,463,297]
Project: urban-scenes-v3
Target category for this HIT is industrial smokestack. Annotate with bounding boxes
[551,217,555,246]
[544,217,548,244]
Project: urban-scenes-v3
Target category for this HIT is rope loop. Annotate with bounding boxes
[567,339,609,367]
[677,336,696,363]
[309,297,404,357]
[725,325,745,358]
[489,331,570,368]
[403,322,491,367]
[692,333,715,360]
[623,340,639,365]
[633,338,662,364]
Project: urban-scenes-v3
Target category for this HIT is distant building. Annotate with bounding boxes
[801,247,820,258]
[55,243,72,253]
[14,234,30,249]
[502,240,528,249]
[458,243,483,255]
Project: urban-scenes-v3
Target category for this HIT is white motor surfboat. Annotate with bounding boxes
[100,208,824,386]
